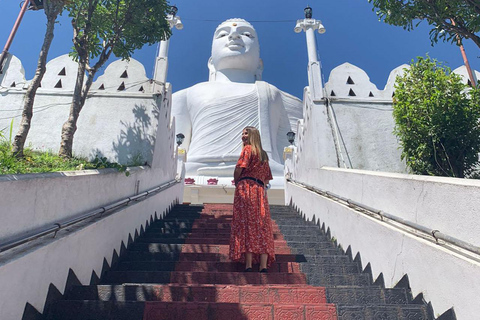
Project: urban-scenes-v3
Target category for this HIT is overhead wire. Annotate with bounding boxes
[180,18,297,23]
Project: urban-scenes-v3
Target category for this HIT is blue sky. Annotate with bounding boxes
[1,0,479,98]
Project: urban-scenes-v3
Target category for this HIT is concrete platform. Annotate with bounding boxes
[182,185,285,205]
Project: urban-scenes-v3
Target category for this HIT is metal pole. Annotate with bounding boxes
[458,44,477,87]
[451,19,477,87]
[0,0,31,74]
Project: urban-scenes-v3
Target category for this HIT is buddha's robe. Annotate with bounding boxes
[172,80,302,179]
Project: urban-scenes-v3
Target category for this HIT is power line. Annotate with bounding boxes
[181,18,297,23]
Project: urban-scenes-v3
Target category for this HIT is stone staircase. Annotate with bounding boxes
[45,204,437,320]
[270,205,437,320]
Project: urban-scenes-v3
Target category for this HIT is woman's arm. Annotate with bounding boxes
[234,166,244,185]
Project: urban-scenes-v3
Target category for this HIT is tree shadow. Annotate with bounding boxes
[112,104,159,166]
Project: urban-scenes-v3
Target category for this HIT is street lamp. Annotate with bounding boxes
[286,131,295,145]
[168,5,183,30]
[176,133,185,146]
[293,6,326,101]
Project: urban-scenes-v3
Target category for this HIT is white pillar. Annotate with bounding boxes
[153,14,183,94]
[305,26,318,63]
[295,16,325,102]
[158,40,169,59]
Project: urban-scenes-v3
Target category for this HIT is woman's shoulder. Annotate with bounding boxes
[242,145,253,153]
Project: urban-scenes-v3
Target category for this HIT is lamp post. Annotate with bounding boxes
[294,6,326,102]
[284,132,296,180]
[0,0,36,74]
[450,19,477,87]
[176,132,186,168]
[152,5,183,93]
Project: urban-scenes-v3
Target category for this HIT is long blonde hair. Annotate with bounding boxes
[244,126,269,162]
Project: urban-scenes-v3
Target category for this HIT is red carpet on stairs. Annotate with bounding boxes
[143,204,338,320]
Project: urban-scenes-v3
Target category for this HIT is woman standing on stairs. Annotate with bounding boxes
[230,126,275,272]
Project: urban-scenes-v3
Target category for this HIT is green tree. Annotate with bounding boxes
[368,0,480,48]
[393,56,480,178]
[12,0,66,158]
[58,0,172,158]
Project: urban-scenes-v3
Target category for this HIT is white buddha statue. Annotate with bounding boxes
[172,18,302,186]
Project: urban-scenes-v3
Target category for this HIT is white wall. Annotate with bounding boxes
[292,63,479,175]
[0,52,182,319]
[0,54,164,165]
[0,165,177,243]
[0,168,183,319]
[292,167,480,247]
[286,62,480,319]
[286,180,480,320]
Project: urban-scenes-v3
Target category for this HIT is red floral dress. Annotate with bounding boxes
[229,145,275,267]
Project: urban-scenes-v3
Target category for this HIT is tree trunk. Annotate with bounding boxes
[11,1,63,158]
[58,45,111,158]
[58,58,87,158]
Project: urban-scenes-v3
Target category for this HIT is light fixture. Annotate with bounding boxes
[318,22,326,34]
[28,0,44,10]
[170,5,178,17]
[174,18,184,30]
[176,133,185,146]
[304,6,313,19]
[294,19,303,33]
[286,131,296,144]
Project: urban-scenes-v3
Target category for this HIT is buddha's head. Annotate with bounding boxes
[208,19,263,81]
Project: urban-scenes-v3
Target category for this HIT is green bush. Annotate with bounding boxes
[393,56,480,178]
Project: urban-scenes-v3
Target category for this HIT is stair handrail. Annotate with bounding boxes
[0,178,181,253]
[287,178,480,257]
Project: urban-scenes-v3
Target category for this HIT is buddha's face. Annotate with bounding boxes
[211,20,260,74]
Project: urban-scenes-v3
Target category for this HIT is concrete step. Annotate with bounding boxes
[282,235,330,243]
[299,262,360,275]
[279,228,329,241]
[103,271,308,285]
[336,305,429,320]
[305,273,373,287]
[272,225,322,232]
[116,261,302,273]
[278,241,336,249]
[142,231,285,240]
[46,300,145,320]
[289,247,342,256]
[66,284,327,304]
[135,237,289,246]
[47,300,338,320]
[302,255,351,264]
[121,252,307,263]
[128,243,292,254]
[326,287,410,305]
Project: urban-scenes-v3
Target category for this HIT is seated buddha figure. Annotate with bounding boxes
[172,18,302,186]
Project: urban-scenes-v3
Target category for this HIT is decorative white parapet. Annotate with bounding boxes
[0,54,171,166]
[325,63,382,99]
[38,55,80,91]
[0,54,26,90]
[92,58,153,93]
[453,65,480,86]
